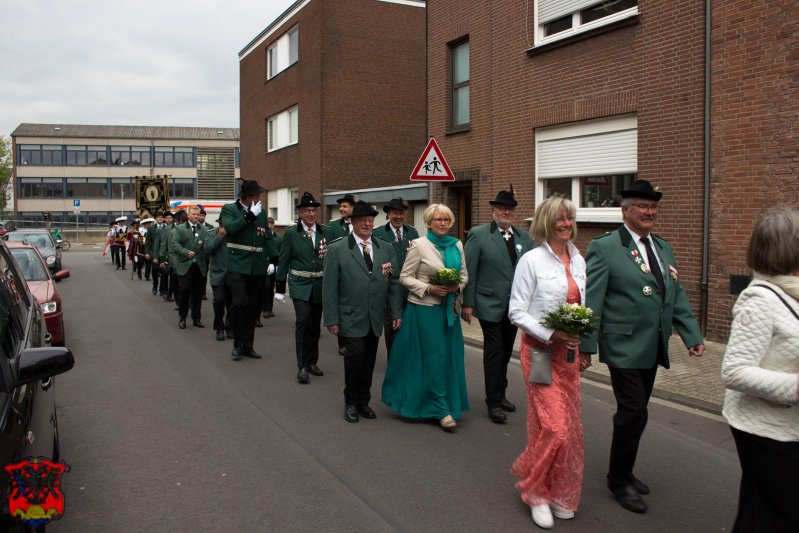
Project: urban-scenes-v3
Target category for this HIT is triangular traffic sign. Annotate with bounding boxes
[410,138,455,181]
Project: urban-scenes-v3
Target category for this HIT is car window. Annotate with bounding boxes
[10,249,49,281]
[0,249,30,369]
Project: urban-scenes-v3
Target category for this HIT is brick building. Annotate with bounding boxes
[238,0,427,226]
[11,123,240,227]
[426,0,797,340]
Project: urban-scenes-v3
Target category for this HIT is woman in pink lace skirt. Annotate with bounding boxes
[508,196,592,529]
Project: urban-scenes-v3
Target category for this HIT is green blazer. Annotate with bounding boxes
[372,222,420,267]
[579,226,703,369]
[159,223,177,265]
[326,218,350,241]
[323,235,401,337]
[144,224,158,256]
[171,222,209,276]
[463,221,535,322]
[276,222,330,303]
[220,201,269,276]
[205,228,227,287]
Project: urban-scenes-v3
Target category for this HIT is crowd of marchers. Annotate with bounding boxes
[106,180,798,533]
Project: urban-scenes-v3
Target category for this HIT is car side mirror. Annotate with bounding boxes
[16,347,75,386]
[54,270,70,281]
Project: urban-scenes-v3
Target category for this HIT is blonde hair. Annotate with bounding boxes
[530,195,577,243]
[747,208,799,276]
[423,204,455,229]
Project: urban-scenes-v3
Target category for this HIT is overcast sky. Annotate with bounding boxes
[0,0,297,137]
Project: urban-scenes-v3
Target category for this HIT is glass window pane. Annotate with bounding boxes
[453,86,470,126]
[290,108,298,143]
[544,14,573,37]
[581,0,637,25]
[452,42,469,84]
[544,178,571,199]
[289,28,299,64]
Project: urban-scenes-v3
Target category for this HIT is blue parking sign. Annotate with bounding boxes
[73,199,80,208]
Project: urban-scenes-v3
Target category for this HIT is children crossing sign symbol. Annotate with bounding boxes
[409,138,455,181]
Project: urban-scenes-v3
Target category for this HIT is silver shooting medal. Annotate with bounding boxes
[641,263,650,273]
[643,286,653,296]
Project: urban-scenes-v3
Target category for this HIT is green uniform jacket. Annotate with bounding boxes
[264,228,280,265]
[159,223,177,265]
[323,235,401,337]
[276,222,330,303]
[205,228,227,287]
[171,222,210,276]
[326,218,350,241]
[372,222,420,267]
[463,221,535,322]
[145,224,159,256]
[220,201,269,276]
[579,226,703,369]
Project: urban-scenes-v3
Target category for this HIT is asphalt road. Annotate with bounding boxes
[49,249,740,532]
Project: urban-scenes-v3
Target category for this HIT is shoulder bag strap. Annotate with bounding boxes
[751,284,799,322]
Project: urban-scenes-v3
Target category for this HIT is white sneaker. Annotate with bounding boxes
[531,504,554,529]
[549,503,575,520]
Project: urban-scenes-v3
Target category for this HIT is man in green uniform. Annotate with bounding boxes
[221,180,269,361]
[206,217,230,341]
[262,217,281,319]
[327,193,356,241]
[462,188,535,423]
[276,192,329,383]
[152,211,171,298]
[159,210,182,303]
[579,180,704,514]
[372,197,419,356]
[172,206,209,329]
[324,201,402,422]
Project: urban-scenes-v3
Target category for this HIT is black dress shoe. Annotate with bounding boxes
[263,311,274,318]
[488,406,507,423]
[500,398,516,412]
[612,485,648,513]
[178,319,187,329]
[344,404,359,423]
[338,347,348,357]
[631,477,650,495]
[225,329,234,339]
[216,330,225,341]
[244,349,263,359]
[231,348,241,361]
[308,364,324,376]
[193,320,205,328]
[297,367,309,384]
[152,287,158,295]
[357,405,377,419]
[254,319,263,327]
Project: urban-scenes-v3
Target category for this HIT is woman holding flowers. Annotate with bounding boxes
[381,204,469,430]
[508,195,591,529]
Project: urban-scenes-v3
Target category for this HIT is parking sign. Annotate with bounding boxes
[73,199,81,208]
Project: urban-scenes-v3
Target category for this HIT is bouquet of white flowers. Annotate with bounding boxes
[541,303,597,363]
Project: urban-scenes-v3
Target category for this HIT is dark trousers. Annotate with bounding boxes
[143,257,152,279]
[227,272,265,351]
[177,263,204,321]
[479,316,518,407]
[168,268,179,301]
[111,244,125,268]
[151,262,161,292]
[607,364,659,488]
[293,299,322,369]
[730,426,799,532]
[211,284,232,332]
[341,329,379,407]
[158,264,170,295]
[262,274,276,313]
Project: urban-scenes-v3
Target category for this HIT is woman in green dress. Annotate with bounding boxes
[381,204,469,430]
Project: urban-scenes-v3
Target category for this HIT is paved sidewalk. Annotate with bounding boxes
[461,319,727,414]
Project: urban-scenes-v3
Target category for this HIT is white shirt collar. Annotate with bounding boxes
[302,222,315,233]
[353,233,371,247]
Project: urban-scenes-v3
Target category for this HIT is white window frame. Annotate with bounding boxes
[535,114,637,223]
[267,25,299,80]
[267,106,299,153]
[270,187,298,226]
[534,0,639,47]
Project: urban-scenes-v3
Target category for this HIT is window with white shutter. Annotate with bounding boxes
[534,0,638,45]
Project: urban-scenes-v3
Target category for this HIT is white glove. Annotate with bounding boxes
[250,200,263,217]
[275,293,286,304]
[266,264,276,276]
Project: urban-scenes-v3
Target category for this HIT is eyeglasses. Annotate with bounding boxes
[431,218,450,224]
[631,203,660,212]
[493,206,514,213]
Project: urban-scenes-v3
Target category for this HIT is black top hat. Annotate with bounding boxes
[350,200,378,218]
[383,197,409,213]
[239,179,266,198]
[296,192,321,208]
[489,187,518,207]
[620,180,663,201]
[197,204,206,214]
[336,193,356,205]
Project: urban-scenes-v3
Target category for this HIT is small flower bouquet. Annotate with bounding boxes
[541,303,597,363]
[428,267,461,286]
[381,261,392,281]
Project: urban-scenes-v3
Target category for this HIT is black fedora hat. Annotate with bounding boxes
[239,179,266,198]
[489,187,518,207]
[336,193,356,205]
[620,179,663,201]
[383,197,409,213]
[163,210,174,218]
[296,191,321,208]
[350,200,379,218]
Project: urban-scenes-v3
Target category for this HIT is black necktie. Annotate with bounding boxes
[500,230,517,265]
[395,228,402,242]
[191,225,197,238]
[344,221,350,233]
[640,237,665,291]
[361,242,373,271]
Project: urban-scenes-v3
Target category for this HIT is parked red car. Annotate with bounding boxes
[7,241,70,346]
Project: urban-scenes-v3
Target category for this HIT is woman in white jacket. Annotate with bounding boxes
[721,208,799,532]
[508,196,591,529]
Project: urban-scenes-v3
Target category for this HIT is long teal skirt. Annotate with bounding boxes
[381,302,470,420]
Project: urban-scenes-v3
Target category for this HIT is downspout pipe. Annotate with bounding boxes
[700,0,711,335]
